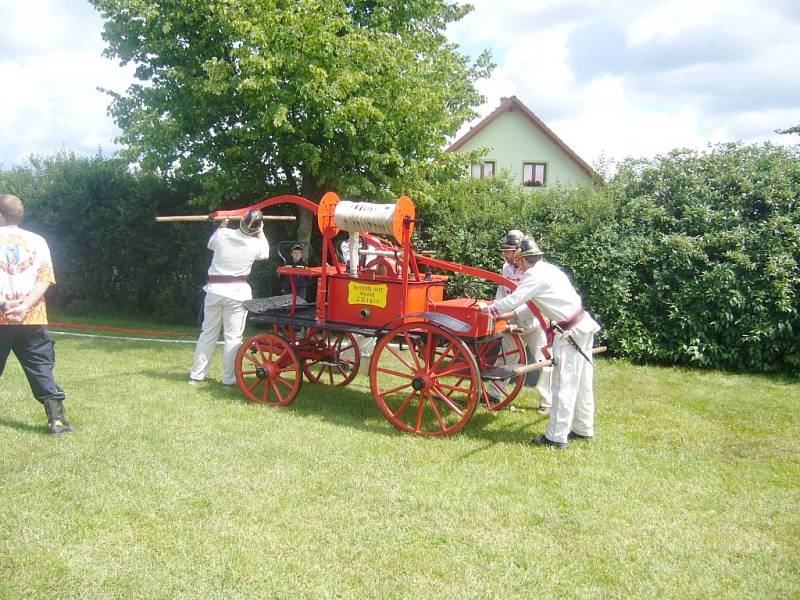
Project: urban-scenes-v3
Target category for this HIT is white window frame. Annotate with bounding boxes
[472,160,496,179]
[522,162,547,187]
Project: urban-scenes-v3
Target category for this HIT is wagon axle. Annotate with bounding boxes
[411,375,429,391]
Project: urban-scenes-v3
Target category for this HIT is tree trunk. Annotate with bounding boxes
[299,175,323,243]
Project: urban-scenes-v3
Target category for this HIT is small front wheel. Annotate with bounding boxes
[475,333,527,411]
[235,333,302,406]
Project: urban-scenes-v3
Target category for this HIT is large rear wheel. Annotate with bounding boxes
[369,322,479,436]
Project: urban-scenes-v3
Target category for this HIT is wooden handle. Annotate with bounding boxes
[155,216,213,222]
[510,346,607,376]
[510,360,554,376]
[155,215,296,223]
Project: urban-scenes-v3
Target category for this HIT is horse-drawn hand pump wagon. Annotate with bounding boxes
[165,193,555,436]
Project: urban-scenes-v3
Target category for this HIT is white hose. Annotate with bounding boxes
[335,201,396,236]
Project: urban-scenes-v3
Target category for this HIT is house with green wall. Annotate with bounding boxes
[447,95,596,187]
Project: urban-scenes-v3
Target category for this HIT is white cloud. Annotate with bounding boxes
[628,0,725,43]
[448,0,800,165]
[554,77,708,163]
[709,108,800,144]
[1,0,799,168]
[0,0,133,167]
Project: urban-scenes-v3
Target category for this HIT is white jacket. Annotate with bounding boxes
[204,228,270,301]
[491,260,599,335]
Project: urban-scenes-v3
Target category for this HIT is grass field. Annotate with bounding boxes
[1,330,798,599]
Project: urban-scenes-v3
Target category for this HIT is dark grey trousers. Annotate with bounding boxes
[0,325,66,405]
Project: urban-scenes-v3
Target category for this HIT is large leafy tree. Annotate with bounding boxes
[90,0,491,234]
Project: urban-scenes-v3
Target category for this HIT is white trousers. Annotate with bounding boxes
[189,292,248,385]
[340,334,376,376]
[520,323,552,409]
[545,329,595,444]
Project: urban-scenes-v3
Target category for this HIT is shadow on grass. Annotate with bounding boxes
[142,369,261,402]
[143,369,192,384]
[0,416,48,435]
[136,365,544,447]
[217,378,543,446]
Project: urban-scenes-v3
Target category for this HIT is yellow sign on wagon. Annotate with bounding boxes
[348,281,388,308]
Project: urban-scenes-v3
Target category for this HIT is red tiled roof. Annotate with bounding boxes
[446,95,596,178]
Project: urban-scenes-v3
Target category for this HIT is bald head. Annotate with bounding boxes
[0,194,24,225]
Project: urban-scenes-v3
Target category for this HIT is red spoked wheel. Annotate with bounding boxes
[475,333,527,411]
[369,321,479,436]
[301,328,361,387]
[235,333,302,406]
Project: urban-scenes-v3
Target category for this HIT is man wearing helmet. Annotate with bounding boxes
[189,209,270,387]
[491,230,552,414]
[480,235,600,449]
[498,230,525,286]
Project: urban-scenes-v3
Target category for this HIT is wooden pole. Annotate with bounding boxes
[155,215,296,223]
[507,346,608,377]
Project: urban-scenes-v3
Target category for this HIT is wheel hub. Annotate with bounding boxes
[411,372,432,392]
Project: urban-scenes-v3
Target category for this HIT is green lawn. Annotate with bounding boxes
[1,333,798,599]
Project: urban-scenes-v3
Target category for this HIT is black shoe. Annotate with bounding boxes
[529,435,566,449]
[43,400,75,436]
[568,431,594,441]
[48,418,76,436]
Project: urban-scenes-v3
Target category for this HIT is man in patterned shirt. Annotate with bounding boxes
[0,194,74,435]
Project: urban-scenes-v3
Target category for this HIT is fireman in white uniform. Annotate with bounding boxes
[481,236,600,448]
[189,210,270,387]
[492,230,552,414]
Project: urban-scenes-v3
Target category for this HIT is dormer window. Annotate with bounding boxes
[471,161,495,179]
[523,162,546,187]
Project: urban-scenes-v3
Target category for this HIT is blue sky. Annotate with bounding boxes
[1,0,799,170]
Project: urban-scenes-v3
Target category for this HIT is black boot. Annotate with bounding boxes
[43,399,76,436]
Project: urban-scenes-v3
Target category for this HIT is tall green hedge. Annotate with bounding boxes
[3,143,797,374]
[0,153,302,324]
[420,143,800,375]
[0,153,210,322]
